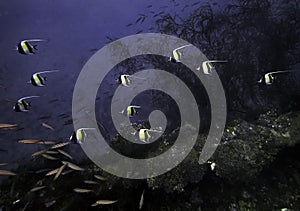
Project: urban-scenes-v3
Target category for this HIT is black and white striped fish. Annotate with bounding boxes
[16,39,46,55]
[13,96,40,112]
[29,70,59,87]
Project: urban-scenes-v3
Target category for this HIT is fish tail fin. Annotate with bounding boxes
[33,45,38,50]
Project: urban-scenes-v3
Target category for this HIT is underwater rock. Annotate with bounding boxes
[1,109,299,210]
[213,109,299,182]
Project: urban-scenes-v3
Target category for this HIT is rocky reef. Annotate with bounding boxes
[1,109,299,210]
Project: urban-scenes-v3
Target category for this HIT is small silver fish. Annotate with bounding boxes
[41,122,55,131]
[45,200,56,208]
[61,169,74,176]
[57,149,73,160]
[51,142,70,149]
[84,180,98,185]
[32,149,48,157]
[0,124,17,129]
[139,189,145,210]
[45,168,60,176]
[38,141,56,145]
[45,150,59,154]
[62,161,85,171]
[13,199,21,205]
[0,169,16,176]
[42,154,58,160]
[92,200,118,206]
[30,186,46,192]
[73,188,93,193]
[94,174,107,181]
[54,164,67,180]
[19,139,42,144]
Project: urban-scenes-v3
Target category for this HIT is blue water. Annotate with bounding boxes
[0,0,299,166]
[0,0,231,168]
[0,0,193,165]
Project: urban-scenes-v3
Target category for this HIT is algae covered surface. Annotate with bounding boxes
[0,110,299,210]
